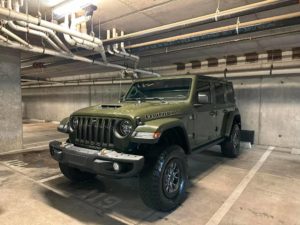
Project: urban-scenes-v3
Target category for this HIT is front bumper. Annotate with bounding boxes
[49,141,144,178]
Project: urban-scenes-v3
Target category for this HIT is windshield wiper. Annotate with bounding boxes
[144,97,168,103]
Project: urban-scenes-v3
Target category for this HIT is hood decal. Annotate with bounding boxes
[145,110,181,120]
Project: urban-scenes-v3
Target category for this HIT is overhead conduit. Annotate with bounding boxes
[127,12,300,51]
[6,0,63,51]
[107,28,140,70]
[0,1,159,77]
[13,0,70,53]
[103,0,300,44]
[65,13,107,63]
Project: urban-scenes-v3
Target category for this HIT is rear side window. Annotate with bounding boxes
[214,83,226,104]
[226,84,235,103]
[197,81,211,103]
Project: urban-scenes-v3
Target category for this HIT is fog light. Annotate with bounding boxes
[113,162,120,172]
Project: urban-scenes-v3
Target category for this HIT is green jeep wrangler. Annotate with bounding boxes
[49,74,241,211]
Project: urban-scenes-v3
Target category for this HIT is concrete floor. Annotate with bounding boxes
[0,122,300,225]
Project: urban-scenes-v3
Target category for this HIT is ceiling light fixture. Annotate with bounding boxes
[52,0,98,19]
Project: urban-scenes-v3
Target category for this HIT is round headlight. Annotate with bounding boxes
[71,117,79,129]
[117,120,133,137]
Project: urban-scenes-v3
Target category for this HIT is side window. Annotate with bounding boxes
[226,84,235,103]
[214,83,226,104]
[196,81,211,104]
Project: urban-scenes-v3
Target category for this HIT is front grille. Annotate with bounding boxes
[73,117,117,149]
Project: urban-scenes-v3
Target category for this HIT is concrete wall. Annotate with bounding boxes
[22,75,300,148]
[22,84,130,122]
[233,76,300,148]
[0,47,22,152]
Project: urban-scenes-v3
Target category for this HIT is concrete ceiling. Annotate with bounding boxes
[19,0,300,78]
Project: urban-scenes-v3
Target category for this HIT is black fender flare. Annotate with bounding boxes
[224,109,241,137]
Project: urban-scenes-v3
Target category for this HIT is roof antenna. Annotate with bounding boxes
[224,68,228,80]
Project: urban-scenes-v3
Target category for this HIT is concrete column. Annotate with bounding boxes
[0,47,22,153]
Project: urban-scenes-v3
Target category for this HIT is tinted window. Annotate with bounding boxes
[226,84,235,103]
[125,78,192,101]
[215,83,226,104]
[197,81,211,103]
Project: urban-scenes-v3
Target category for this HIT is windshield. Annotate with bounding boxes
[125,78,192,101]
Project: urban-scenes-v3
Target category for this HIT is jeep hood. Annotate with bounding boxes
[72,101,191,121]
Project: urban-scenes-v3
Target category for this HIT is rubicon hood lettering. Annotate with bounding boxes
[145,111,181,120]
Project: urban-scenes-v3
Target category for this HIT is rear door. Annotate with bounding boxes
[213,82,228,138]
[193,79,216,146]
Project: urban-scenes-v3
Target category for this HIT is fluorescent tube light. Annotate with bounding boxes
[53,0,98,18]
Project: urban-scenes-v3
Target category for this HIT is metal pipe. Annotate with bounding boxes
[68,13,107,62]
[0,38,160,77]
[103,0,300,44]
[0,34,13,44]
[0,25,30,46]
[0,6,106,49]
[6,0,63,51]
[17,21,70,52]
[107,29,140,69]
[21,68,300,89]
[11,0,69,52]
[137,27,300,58]
[127,12,300,51]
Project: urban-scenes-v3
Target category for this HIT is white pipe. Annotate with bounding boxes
[120,30,139,69]
[107,29,140,69]
[80,22,87,34]
[68,13,107,63]
[127,12,300,49]
[0,3,159,77]
[8,20,63,51]
[21,68,300,89]
[63,15,100,53]
[0,34,13,44]
[17,21,70,52]
[103,0,300,44]
[6,0,62,52]
[0,6,107,49]
[0,26,30,46]
[63,17,92,50]
[0,38,160,77]
[13,0,69,53]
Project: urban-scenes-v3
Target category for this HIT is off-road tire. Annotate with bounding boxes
[139,145,188,212]
[59,163,96,182]
[221,123,240,158]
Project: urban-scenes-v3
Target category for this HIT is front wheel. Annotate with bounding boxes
[139,145,188,212]
[221,123,241,158]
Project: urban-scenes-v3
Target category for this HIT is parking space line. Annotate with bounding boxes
[38,174,64,183]
[0,144,50,156]
[0,161,136,225]
[23,138,66,147]
[205,146,275,225]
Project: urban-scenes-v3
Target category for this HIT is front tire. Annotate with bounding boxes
[139,145,188,212]
[59,163,96,182]
[221,123,241,158]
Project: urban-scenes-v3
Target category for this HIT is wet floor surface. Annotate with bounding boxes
[0,122,300,225]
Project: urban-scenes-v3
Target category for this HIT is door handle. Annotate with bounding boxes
[209,111,217,117]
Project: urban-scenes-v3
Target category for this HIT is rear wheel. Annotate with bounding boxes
[59,163,96,182]
[221,123,240,158]
[139,145,188,212]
